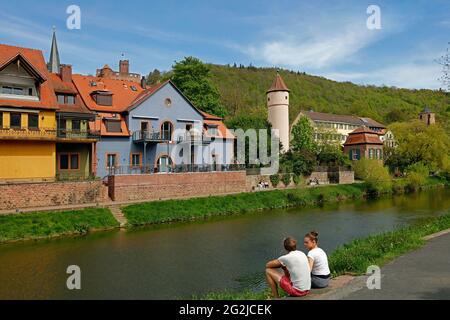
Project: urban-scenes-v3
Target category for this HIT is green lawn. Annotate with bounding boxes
[123,183,367,226]
[0,208,119,243]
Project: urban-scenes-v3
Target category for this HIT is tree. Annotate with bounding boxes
[317,143,349,167]
[146,69,162,85]
[291,116,317,153]
[280,150,316,177]
[387,120,450,172]
[352,159,392,194]
[171,57,227,117]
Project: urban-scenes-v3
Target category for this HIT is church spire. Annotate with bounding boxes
[47,27,61,73]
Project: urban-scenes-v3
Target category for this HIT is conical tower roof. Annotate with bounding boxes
[267,73,290,93]
[47,27,60,73]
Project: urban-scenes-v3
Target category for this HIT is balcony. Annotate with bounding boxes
[0,127,56,141]
[57,129,101,142]
[132,130,170,143]
[177,132,212,145]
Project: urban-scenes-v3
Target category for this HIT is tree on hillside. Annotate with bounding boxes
[291,116,317,153]
[387,120,450,172]
[171,57,227,117]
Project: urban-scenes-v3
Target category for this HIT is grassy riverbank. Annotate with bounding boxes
[0,208,119,244]
[200,212,450,300]
[123,177,446,226]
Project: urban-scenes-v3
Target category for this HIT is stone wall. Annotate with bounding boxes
[0,180,108,211]
[338,170,355,184]
[109,171,248,202]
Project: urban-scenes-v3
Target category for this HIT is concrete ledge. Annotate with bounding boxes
[423,228,450,241]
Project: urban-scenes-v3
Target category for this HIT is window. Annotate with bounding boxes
[351,149,360,161]
[28,114,39,130]
[131,154,141,167]
[59,153,79,170]
[10,113,21,128]
[28,88,33,96]
[141,121,149,132]
[105,120,122,133]
[72,120,81,131]
[1,86,12,94]
[0,113,2,128]
[57,95,65,104]
[70,154,79,170]
[158,156,173,173]
[67,96,75,105]
[107,154,117,169]
[207,126,218,136]
[94,93,113,106]
[13,88,23,95]
[161,121,173,141]
[369,149,374,159]
[164,98,172,107]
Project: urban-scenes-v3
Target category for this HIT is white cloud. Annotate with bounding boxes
[323,62,443,89]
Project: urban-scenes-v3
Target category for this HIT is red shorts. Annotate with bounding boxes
[280,276,310,297]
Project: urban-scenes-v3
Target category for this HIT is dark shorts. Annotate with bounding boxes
[280,276,310,297]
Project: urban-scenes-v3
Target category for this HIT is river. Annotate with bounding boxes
[0,188,449,299]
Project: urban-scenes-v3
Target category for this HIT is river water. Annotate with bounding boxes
[0,188,449,300]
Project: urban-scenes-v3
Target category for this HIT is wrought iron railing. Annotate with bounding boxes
[108,164,246,176]
[0,127,56,140]
[132,130,170,143]
[57,129,101,140]
[177,132,212,144]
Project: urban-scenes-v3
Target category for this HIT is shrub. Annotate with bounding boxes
[292,174,302,186]
[406,162,429,191]
[281,174,292,187]
[270,174,280,188]
[352,159,392,194]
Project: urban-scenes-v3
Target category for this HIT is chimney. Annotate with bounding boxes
[141,76,146,89]
[119,60,129,75]
[60,64,72,83]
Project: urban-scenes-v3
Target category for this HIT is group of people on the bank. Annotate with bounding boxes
[265,232,331,298]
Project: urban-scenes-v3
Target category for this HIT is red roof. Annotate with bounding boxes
[0,44,57,110]
[48,73,93,115]
[344,126,383,146]
[267,73,290,93]
[72,74,145,112]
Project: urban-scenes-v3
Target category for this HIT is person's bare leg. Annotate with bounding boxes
[265,268,283,298]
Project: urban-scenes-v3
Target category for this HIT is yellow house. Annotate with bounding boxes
[0,44,59,181]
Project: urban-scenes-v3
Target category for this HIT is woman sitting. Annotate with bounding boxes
[304,231,331,288]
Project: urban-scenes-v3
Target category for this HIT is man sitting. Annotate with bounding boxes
[265,237,311,298]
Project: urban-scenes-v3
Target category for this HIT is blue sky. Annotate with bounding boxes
[0,0,449,89]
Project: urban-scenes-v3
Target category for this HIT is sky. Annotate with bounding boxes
[0,0,449,90]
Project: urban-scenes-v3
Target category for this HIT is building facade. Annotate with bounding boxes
[267,73,290,153]
[343,126,384,161]
[0,44,58,181]
[419,107,436,126]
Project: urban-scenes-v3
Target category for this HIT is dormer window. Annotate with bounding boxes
[57,94,76,105]
[92,91,113,106]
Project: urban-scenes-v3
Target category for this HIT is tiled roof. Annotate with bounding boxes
[0,44,58,110]
[302,111,386,128]
[49,73,93,115]
[72,74,145,112]
[344,126,383,146]
[128,81,167,110]
[267,73,290,93]
[204,118,235,139]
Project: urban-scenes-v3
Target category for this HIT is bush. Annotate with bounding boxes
[406,162,429,191]
[292,174,302,186]
[270,174,280,188]
[352,159,392,194]
[281,174,292,187]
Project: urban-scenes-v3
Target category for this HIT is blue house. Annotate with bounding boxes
[73,65,235,178]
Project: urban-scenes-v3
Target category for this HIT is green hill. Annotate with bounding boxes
[207,64,450,130]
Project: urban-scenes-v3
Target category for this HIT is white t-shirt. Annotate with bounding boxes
[307,247,331,276]
[278,250,311,291]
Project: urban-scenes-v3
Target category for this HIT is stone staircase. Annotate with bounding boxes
[109,206,128,228]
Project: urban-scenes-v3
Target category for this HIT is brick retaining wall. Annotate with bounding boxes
[0,180,108,211]
[109,171,248,202]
